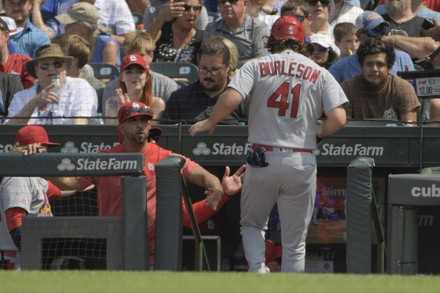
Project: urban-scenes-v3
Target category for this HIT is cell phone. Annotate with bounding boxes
[427,46,440,62]
[422,18,435,30]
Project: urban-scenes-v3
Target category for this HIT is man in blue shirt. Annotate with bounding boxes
[3,0,50,58]
[329,11,414,83]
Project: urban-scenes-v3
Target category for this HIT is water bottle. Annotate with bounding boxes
[48,75,62,113]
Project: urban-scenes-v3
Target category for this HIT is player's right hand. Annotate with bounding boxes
[188,119,215,136]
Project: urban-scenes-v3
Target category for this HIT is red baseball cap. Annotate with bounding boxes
[117,101,153,124]
[15,126,59,147]
[271,16,305,44]
[120,54,148,72]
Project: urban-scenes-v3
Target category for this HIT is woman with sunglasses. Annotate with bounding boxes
[310,34,338,69]
[150,0,204,63]
[104,54,165,125]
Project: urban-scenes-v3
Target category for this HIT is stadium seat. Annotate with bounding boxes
[89,63,120,81]
[149,62,199,86]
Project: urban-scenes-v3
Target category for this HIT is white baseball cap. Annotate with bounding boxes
[310,34,331,48]
[0,16,18,36]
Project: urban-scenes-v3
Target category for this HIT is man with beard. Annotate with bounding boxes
[49,100,247,268]
[162,36,247,125]
[341,39,420,122]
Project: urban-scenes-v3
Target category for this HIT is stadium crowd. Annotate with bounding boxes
[1,0,440,272]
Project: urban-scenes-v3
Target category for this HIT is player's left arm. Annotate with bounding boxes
[186,165,224,211]
[317,105,347,139]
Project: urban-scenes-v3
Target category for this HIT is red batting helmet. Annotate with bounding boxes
[270,16,305,44]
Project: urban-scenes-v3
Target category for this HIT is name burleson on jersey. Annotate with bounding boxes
[259,60,322,84]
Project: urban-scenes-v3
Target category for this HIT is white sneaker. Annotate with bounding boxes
[257,263,270,274]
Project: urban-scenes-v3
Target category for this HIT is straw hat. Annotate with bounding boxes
[25,44,73,78]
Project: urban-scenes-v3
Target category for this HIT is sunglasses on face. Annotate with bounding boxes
[366,26,390,38]
[38,60,65,70]
[218,0,239,5]
[294,15,305,22]
[307,0,330,6]
[183,4,203,11]
[199,66,226,76]
[124,105,151,115]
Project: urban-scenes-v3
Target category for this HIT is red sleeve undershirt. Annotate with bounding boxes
[181,194,231,228]
[47,181,62,199]
[5,208,27,231]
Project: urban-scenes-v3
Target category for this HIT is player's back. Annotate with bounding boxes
[229,50,344,149]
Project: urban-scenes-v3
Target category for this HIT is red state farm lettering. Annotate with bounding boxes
[259,60,321,84]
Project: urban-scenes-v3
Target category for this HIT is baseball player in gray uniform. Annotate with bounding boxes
[189,16,348,273]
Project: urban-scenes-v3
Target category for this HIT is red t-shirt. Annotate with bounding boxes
[1,54,36,89]
[77,143,225,266]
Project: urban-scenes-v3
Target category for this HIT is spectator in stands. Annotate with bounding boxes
[126,0,148,15]
[333,22,360,59]
[162,36,247,125]
[0,125,76,270]
[329,0,364,27]
[32,0,135,46]
[280,0,312,39]
[52,34,105,94]
[143,0,209,34]
[308,0,339,54]
[3,0,50,58]
[381,0,428,37]
[204,0,270,62]
[55,2,121,67]
[102,30,179,119]
[341,39,420,122]
[150,0,204,63]
[104,54,165,125]
[310,34,338,68]
[329,11,415,83]
[0,16,34,88]
[246,0,280,30]
[50,100,245,268]
[0,71,24,119]
[5,44,98,125]
[222,38,239,78]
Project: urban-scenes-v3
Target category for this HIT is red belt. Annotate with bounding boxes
[252,144,313,153]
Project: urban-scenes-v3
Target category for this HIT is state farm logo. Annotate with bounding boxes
[411,185,440,198]
[57,157,138,171]
[193,142,211,155]
[192,142,252,156]
[60,141,119,153]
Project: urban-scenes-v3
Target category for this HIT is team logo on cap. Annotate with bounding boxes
[129,55,138,61]
[287,26,294,35]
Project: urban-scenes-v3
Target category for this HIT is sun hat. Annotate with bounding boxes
[55,2,99,28]
[25,44,73,78]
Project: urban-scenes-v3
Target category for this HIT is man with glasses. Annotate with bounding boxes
[204,0,270,61]
[329,11,414,83]
[162,36,247,125]
[280,0,312,40]
[5,44,98,125]
[308,0,339,54]
[49,100,245,268]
